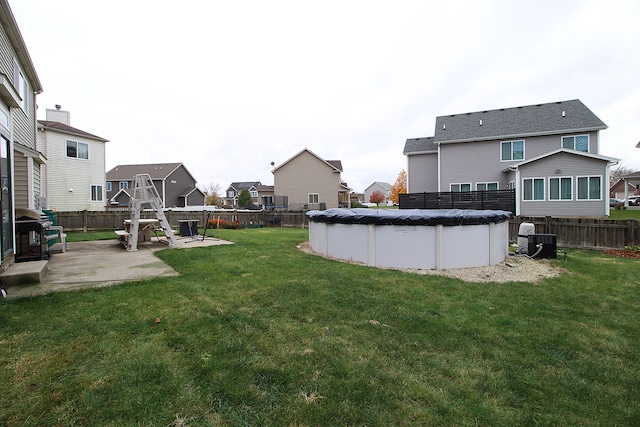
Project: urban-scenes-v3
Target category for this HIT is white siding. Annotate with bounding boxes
[45,131,106,211]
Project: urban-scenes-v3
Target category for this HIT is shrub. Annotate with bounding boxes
[207,218,242,229]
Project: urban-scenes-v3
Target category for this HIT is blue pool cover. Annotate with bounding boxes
[307,208,512,226]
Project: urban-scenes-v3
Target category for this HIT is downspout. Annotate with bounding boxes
[437,143,441,192]
[606,160,619,215]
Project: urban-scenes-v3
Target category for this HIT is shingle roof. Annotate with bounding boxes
[228,181,261,191]
[433,99,607,144]
[38,120,108,142]
[106,163,183,180]
[326,160,343,171]
[403,136,437,154]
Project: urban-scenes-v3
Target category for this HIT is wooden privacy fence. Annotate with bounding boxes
[54,209,309,232]
[509,216,639,249]
[52,210,638,250]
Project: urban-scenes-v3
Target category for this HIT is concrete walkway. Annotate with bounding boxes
[2,235,232,299]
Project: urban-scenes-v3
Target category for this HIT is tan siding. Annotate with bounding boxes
[13,152,27,209]
[274,150,343,209]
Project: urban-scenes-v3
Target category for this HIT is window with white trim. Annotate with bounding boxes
[66,140,89,159]
[562,135,589,152]
[577,176,601,200]
[250,190,258,198]
[120,181,128,190]
[308,193,319,204]
[450,183,471,192]
[228,190,235,198]
[476,182,498,191]
[523,178,545,201]
[13,60,27,110]
[106,182,112,192]
[549,177,572,200]
[501,140,524,161]
[0,99,9,130]
[90,185,103,202]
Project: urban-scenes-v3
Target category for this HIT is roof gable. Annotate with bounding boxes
[272,148,342,173]
[228,181,261,192]
[509,148,618,169]
[434,99,607,144]
[38,120,109,142]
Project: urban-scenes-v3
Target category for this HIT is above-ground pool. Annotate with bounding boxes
[306,208,512,270]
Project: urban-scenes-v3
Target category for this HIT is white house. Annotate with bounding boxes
[38,107,109,211]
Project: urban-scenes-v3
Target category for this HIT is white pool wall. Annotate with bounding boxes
[308,220,509,270]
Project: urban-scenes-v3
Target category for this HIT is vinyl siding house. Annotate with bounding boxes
[0,0,44,269]
[272,148,351,210]
[37,108,108,211]
[403,100,618,216]
[106,163,204,208]
[364,181,392,205]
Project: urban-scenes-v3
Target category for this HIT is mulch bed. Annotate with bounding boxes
[602,249,640,259]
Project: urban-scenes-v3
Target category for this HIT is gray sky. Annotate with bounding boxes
[11,0,640,193]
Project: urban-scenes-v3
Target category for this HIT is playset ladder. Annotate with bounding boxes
[127,173,178,251]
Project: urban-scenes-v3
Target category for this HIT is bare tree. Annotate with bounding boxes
[609,165,637,188]
[203,182,223,206]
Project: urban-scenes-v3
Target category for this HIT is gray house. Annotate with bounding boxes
[364,181,392,205]
[403,99,619,216]
[106,162,204,208]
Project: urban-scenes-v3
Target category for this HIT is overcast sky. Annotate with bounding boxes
[10,0,640,193]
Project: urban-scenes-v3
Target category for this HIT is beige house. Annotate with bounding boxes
[272,148,351,210]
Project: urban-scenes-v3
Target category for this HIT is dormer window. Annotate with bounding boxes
[562,135,589,152]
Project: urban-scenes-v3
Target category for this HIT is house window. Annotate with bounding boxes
[501,140,524,161]
[450,183,471,192]
[577,176,601,200]
[523,178,545,201]
[66,140,89,159]
[119,181,128,190]
[106,182,112,192]
[13,60,27,110]
[228,190,235,198]
[308,193,319,204]
[476,182,498,191]
[549,177,572,200]
[250,190,258,198]
[91,185,103,202]
[562,135,589,152]
[0,99,8,130]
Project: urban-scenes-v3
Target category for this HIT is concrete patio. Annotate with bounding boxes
[1,235,232,300]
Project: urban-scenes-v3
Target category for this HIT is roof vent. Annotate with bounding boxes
[562,111,566,117]
[479,119,483,126]
[443,124,446,130]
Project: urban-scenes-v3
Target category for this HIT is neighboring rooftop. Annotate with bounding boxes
[106,163,185,180]
[434,99,607,144]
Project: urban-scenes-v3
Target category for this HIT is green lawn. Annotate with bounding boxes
[1,228,639,426]
[609,208,640,220]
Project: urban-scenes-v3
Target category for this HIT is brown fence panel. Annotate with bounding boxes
[509,216,639,249]
[56,209,310,232]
